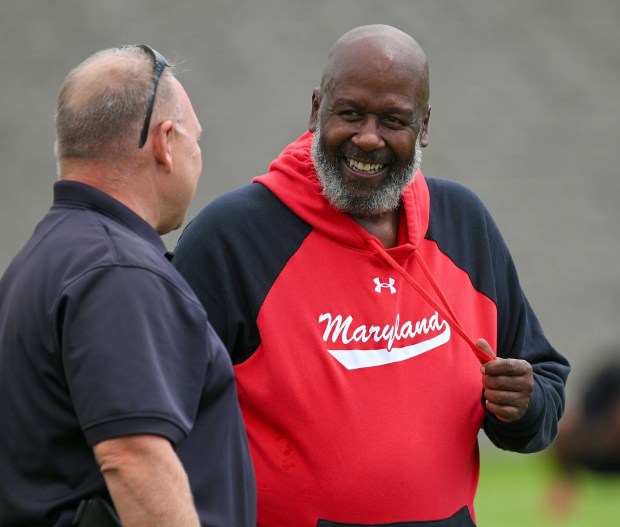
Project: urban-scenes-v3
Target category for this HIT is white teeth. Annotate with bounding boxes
[347,158,385,172]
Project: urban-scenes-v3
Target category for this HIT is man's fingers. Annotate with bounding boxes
[484,400,521,422]
[483,388,527,405]
[476,338,496,361]
[482,355,535,422]
[483,357,533,377]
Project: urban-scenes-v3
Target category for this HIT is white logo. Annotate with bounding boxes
[318,311,451,370]
[373,277,396,294]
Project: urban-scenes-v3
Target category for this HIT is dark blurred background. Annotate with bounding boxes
[1,0,619,404]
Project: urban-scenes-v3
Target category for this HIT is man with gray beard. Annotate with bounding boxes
[174,24,569,527]
[311,126,422,218]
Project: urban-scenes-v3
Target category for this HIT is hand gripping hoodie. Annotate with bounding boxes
[173,131,570,527]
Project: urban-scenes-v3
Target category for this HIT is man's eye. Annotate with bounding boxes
[383,116,406,128]
[339,110,361,121]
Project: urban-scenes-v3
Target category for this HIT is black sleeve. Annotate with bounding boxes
[60,266,209,446]
[172,183,312,364]
[426,177,570,452]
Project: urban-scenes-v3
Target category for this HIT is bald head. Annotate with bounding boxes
[308,25,432,220]
[320,25,429,111]
[55,46,179,162]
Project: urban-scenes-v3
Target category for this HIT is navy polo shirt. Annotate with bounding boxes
[0,181,256,526]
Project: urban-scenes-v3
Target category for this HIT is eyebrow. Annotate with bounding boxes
[330,97,416,119]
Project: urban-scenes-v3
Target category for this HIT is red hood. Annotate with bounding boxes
[252,131,430,255]
[253,131,492,364]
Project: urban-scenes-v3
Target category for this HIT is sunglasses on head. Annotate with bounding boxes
[136,44,170,148]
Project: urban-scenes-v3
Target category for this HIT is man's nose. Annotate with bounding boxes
[350,116,385,151]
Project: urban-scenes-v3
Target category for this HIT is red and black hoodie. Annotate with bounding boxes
[173,131,569,527]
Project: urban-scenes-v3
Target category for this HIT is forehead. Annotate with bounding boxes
[322,45,422,110]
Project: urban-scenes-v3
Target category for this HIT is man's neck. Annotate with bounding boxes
[60,166,157,232]
[351,207,401,249]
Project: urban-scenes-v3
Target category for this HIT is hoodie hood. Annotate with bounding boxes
[253,131,430,255]
[253,131,494,365]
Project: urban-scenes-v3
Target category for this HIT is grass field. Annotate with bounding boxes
[475,448,620,526]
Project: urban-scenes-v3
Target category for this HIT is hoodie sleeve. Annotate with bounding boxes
[425,177,570,453]
[483,227,570,452]
[173,183,311,364]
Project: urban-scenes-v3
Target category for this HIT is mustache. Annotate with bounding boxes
[337,145,393,165]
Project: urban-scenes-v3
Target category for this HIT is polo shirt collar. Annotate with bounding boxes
[52,180,167,255]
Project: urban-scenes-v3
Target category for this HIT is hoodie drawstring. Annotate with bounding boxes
[366,237,494,365]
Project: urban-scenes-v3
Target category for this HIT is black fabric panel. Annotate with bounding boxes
[423,177,523,365]
[317,505,476,526]
[174,183,312,364]
[424,177,504,306]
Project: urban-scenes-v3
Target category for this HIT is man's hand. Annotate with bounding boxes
[477,338,534,422]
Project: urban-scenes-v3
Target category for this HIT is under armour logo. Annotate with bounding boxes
[373,277,397,294]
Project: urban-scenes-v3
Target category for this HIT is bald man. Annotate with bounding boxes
[0,46,255,527]
[174,25,569,526]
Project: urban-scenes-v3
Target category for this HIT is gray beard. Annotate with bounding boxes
[311,126,422,217]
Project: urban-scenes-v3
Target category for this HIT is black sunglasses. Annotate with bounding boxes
[137,44,170,148]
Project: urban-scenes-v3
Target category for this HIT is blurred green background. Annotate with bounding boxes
[476,448,620,526]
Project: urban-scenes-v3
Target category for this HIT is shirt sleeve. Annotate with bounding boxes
[56,265,209,447]
[173,184,311,365]
[425,178,570,452]
[482,211,570,452]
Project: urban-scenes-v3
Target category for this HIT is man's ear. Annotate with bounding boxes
[419,107,431,148]
[152,120,175,173]
[308,88,320,132]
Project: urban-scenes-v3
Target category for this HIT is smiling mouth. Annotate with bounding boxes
[346,158,386,174]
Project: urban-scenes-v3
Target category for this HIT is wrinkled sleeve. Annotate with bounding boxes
[57,266,209,447]
[482,213,570,452]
